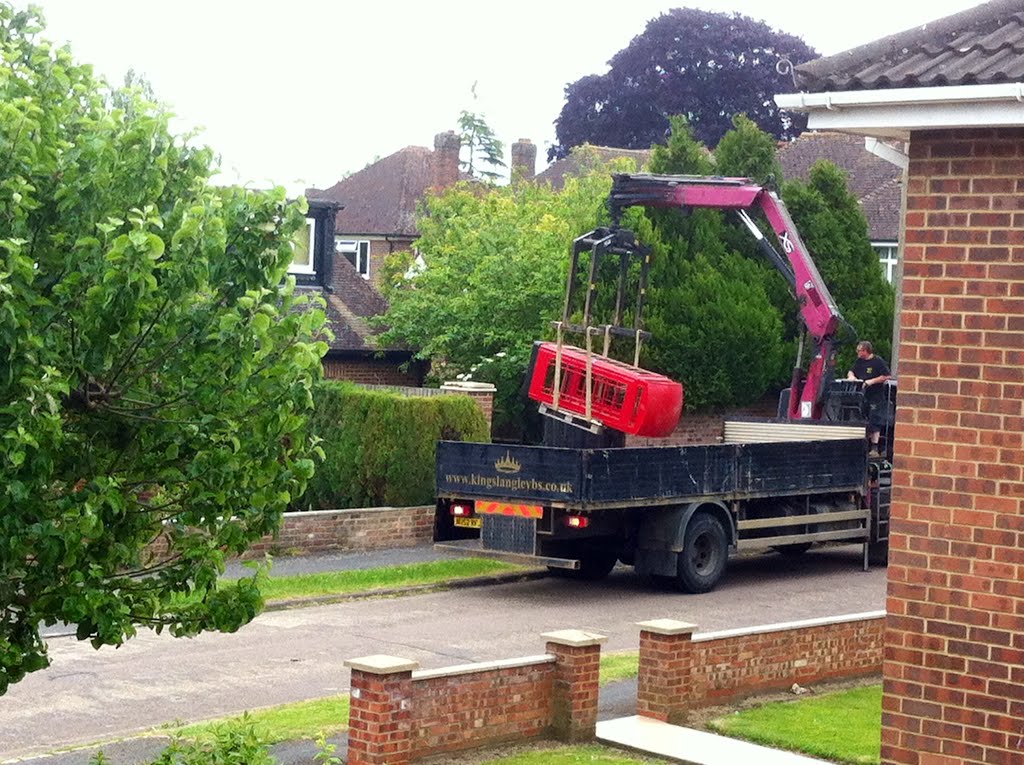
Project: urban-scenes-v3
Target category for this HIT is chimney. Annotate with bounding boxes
[511,138,536,183]
[432,130,461,189]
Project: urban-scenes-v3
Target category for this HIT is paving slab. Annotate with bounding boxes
[597,715,831,765]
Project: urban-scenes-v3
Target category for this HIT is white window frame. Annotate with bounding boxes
[872,241,899,283]
[289,218,317,275]
[336,238,371,279]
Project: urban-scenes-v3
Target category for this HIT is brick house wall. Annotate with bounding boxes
[882,127,1024,765]
[322,357,422,387]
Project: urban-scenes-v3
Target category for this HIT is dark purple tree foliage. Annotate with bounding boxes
[548,8,818,161]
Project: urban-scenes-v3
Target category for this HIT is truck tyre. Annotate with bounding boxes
[676,512,728,594]
[548,545,618,581]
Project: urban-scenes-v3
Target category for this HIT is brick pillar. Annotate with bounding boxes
[543,629,606,741]
[636,619,697,724]
[511,138,537,183]
[441,381,496,434]
[344,654,419,765]
[432,130,461,190]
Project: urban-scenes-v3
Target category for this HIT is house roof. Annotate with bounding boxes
[535,145,652,190]
[795,0,1024,92]
[309,147,435,238]
[298,255,393,354]
[777,132,902,241]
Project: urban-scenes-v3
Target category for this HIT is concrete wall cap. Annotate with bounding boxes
[541,629,608,647]
[440,381,498,393]
[344,654,420,674]
[413,654,555,681]
[637,619,698,636]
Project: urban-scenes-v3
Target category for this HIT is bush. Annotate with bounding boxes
[298,383,490,510]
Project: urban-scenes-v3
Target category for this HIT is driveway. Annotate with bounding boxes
[0,545,886,761]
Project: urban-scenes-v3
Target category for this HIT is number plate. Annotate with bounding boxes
[453,517,482,529]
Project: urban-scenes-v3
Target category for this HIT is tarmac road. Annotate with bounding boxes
[0,544,886,762]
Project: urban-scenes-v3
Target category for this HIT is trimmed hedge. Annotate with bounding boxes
[297,382,490,510]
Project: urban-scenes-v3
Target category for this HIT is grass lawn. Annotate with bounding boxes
[231,558,525,603]
[708,684,883,765]
[479,744,669,764]
[167,695,350,744]
[599,651,639,687]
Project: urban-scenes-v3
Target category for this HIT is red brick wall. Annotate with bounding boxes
[692,616,884,702]
[883,128,1024,765]
[410,662,554,757]
[240,506,433,559]
[626,396,779,447]
[346,631,603,764]
[323,357,422,387]
[637,615,884,722]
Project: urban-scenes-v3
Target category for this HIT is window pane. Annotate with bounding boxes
[290,219,315,273]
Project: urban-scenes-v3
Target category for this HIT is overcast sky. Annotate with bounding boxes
[24,0,982,193]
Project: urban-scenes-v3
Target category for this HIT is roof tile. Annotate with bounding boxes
[795,1,1024,92]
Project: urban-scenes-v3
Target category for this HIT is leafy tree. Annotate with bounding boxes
[714,114,783,185]
[549,8,816,160]
[642,117,789,409]
[378,166,626,433]
[457,110,506,181]
[0,5,325,693]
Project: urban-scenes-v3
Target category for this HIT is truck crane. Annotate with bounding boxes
[433,174,893,593]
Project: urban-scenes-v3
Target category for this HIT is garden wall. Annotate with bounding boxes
[344,612,885,764]
[240,505,433,559]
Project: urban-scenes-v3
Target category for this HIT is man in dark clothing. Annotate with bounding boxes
[847,341,891,457]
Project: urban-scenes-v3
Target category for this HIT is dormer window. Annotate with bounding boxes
[337,239,370,279]
[290,218,317,275]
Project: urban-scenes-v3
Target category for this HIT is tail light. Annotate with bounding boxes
[564,514,590,529]
[450,502,473,517]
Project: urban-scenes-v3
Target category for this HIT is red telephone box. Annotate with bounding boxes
[526,342,683,437]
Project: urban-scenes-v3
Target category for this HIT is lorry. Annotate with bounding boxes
[432,173,895,593]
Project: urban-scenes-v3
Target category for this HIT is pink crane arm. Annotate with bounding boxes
[608,174,844,420]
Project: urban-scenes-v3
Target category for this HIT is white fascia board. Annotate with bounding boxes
[775,83,1024,139]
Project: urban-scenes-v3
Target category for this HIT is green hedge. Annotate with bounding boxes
[297,382,490,510]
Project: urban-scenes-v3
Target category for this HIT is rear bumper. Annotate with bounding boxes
[435,540,579,570]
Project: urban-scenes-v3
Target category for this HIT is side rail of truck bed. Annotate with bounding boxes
[436,435,867,510]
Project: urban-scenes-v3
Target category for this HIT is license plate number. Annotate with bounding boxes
[454,517,482,529]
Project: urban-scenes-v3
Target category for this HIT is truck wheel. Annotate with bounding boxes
[676,513,728,594]
[576,549,618,580]
[548,546,618,581]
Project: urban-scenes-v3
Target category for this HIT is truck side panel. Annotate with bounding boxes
[585,446,734,503]
[736,440,865,495]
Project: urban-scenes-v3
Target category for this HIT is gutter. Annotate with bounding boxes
[775,82,1024,139]
[776,82,1024,110]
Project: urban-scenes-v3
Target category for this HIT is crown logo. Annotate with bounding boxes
[494,451,522,474]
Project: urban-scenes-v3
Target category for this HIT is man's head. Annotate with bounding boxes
[856,341,873,359]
